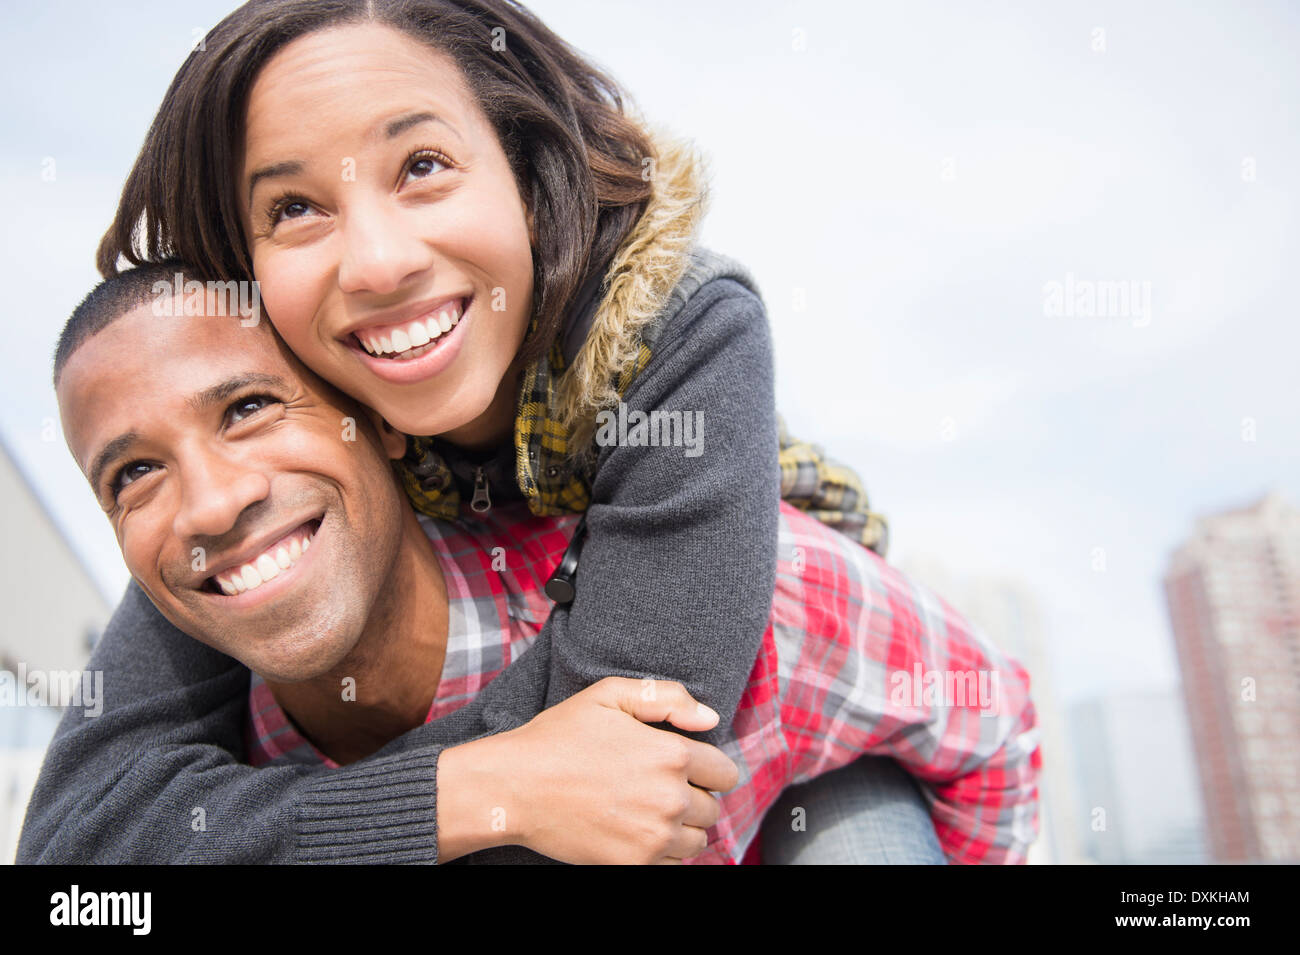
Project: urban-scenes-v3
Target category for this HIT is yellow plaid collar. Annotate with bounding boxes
[396,317,613,521]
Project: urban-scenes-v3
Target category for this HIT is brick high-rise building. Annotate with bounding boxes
[1163,491,1300,862]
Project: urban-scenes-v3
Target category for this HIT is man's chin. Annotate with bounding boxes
[162,599,365,683]
[210,633,359,685]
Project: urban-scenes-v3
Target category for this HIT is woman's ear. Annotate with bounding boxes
[361,407,408,460]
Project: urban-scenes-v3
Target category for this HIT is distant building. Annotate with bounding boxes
[1164,491,1300,862]
[1068,690,1207,865]
[898,556,1083,864]
[1,434,112,864]
[1,434,109,673]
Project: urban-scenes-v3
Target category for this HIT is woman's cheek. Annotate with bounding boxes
[255,254,322,355]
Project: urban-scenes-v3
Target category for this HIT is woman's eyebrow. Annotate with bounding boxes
[247,160,304,205]
[382,110,459,141]
[245,112,458,204]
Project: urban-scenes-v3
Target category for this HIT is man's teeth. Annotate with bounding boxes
[356,300,463,359]
[213,525,315,596]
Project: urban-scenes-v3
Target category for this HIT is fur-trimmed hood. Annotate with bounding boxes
[553,128,713,448]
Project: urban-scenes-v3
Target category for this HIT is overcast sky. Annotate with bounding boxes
[2,0,1296,706]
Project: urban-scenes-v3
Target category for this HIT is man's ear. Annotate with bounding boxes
[360,407,407,460]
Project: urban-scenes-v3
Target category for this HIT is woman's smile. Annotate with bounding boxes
[346,295,465,358]
[343,293,474,385]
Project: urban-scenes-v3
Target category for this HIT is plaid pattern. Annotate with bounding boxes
[395,316,886,555]
[777,415,889,556]
[246,501,1040,865]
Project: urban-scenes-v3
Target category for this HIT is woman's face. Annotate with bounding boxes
[238,23,535,445]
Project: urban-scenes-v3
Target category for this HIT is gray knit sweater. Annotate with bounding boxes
[17,252,780,864]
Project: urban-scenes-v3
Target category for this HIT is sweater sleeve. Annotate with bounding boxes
[15,580,548,864]
[539,276,781,742]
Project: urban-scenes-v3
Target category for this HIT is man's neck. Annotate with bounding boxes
[264,505,449,765]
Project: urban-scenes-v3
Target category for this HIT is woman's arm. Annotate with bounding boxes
[540,274,781,744]
[17,582,446,863]
[17,582,734,864]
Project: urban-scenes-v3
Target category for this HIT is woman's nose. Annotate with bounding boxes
[172,450,271,542]
[336,196,436,296]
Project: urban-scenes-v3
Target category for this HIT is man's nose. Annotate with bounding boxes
[336,195,436,296]
[172,449,271,542]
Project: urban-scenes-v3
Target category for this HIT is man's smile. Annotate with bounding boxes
[201,515,324,606]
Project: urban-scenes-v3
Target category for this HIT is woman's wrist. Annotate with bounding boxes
[434,731,531,862]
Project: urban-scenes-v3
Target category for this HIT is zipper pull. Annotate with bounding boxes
[471,465,492,513]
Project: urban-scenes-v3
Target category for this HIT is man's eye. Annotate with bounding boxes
[112,462,157,496]
[227,394,277,425]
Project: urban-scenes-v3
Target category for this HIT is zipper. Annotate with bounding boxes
[471,465,492,513]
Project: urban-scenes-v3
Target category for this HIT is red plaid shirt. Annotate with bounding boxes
[246,500,1041,864]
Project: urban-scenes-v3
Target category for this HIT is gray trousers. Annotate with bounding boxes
[758,755,947,864]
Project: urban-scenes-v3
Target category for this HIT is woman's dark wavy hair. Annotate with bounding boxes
[96,0,655,368]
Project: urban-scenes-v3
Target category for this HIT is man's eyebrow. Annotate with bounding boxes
[89,432,140,494]
[246,160,305,205]
[188,372,289,413]
[382,110,459,141]
[86,373,289,493]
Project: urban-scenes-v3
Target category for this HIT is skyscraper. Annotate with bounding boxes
[1164,491,1300,862]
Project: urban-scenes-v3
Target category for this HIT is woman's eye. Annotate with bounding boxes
[267,197,314,226]
[404,152,448,184]
[227,394,276,425]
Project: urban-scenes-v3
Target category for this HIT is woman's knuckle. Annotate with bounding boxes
[702,794,721,827]
[693,828,710,854]
[664,737,691,770]
[654,782,681,814]
[662,679,687,699]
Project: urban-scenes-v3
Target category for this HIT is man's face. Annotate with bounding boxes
[57,300,409,682]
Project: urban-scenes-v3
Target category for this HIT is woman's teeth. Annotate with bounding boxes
[212,524,316,596]
[355,300,463,360]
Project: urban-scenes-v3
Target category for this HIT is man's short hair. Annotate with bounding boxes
[53,259,193,388]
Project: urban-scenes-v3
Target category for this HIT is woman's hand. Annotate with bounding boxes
[437,677,739,864]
